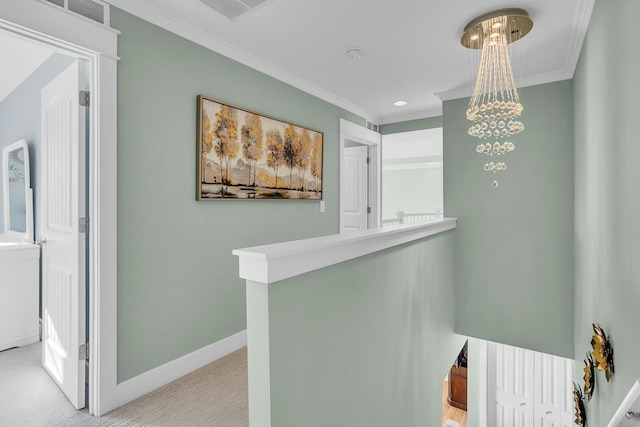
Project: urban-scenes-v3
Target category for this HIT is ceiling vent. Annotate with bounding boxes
[200,0,268,20]
[44,0,110,26]
[366,120,379,133]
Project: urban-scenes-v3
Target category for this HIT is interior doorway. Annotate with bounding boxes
[1,1,119,416]
[443,340,468,427]
[381,128,443,227]
[339,118,380,233]
[0,25,88,413]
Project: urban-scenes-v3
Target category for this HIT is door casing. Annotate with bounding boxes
[0,2,118,416]
[339,118,380,232]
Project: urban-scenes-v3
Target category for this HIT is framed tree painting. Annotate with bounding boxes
[197,96,324,200]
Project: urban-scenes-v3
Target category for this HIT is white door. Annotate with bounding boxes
[533,352,573,427]
[342,145,368,232]
[41,59,87,410]
[489,343,534,427]
[487,342,574,427]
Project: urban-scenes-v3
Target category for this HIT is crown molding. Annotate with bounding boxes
[566,0,595,76]
[105,0,379,123]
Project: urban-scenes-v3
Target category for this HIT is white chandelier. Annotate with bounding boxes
[461,9,533,188]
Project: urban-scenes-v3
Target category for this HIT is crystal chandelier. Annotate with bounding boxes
[461,9,533,188]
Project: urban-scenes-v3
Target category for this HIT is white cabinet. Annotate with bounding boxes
[0,242,40,351]
[488,342,573,427]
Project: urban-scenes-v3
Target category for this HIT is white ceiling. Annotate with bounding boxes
[107,0,594,124]
[0,31,53,104]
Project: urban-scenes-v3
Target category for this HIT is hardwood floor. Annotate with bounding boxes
[442,380,467,427]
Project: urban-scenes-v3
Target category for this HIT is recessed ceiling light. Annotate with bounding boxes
[346,47,364,59]
[393,100,408,107]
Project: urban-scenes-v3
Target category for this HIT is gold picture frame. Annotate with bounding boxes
[197,95,324,200]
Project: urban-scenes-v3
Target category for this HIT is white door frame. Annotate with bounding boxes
[0,1,119,416]
[339,118,380,232]
[478,339,488,427]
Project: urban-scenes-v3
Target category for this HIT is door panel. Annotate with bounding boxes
[492,342,534,427]
[41,59,86,410]
[488,342,573,427]
[534,352,573,426]
[342,145,368,232]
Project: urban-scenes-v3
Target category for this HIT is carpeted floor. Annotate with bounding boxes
[0,343,248,426]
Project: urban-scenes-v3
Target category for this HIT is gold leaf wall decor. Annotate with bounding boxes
[591,323,615,381]
[583,352,596,400]
[573,382,587,427]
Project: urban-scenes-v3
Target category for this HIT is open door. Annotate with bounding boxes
[342,144,369,232]
[339,118,380,232]
[40,59,87,410]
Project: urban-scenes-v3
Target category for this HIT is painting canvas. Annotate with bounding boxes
[197,96,323,200]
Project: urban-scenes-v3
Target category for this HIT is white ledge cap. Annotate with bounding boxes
[233,218,457,284]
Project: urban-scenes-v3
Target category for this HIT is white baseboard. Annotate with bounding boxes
[116,330,247,408]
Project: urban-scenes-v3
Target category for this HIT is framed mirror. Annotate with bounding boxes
[2,139,34,242]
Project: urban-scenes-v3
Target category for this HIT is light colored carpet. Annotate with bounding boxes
[0,343,248,426]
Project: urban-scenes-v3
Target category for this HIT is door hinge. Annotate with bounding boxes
[79,90,90,107]
[79,217,90,233]
[79,343,89,360]
[366,157,371,164]
[367,206,372,214]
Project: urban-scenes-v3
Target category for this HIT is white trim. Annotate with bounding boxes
[105,0,378,124]
[233,218,457,284]
[339,118,380,145]
[478,339,488,427]
[369,143,380,229]
[607,378,640,427]
[339,118,381,233]
[116,330,248,408]
[486,341,497,425]
[0,0,119,417]
[565,0,596,81]
[90,53,118,416]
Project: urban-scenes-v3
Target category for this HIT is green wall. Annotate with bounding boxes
[573,0,640,424]
[112,8,363,382]
[247,231,465,426]
[443,80,575,358]
[379,116,442,135]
